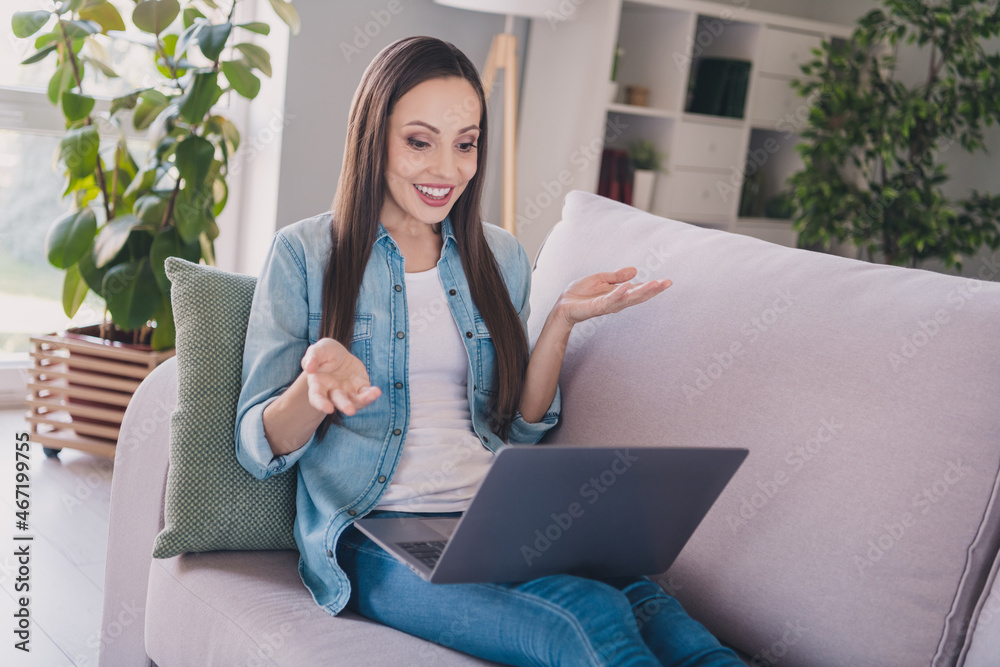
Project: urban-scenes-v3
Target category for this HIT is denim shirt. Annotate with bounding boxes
[234,211,561,615]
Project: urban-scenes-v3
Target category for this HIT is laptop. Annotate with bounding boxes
[353,445,748,584]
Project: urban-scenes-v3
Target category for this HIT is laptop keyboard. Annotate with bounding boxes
[399,540,447,569]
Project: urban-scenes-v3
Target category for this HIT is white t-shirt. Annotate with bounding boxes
[373,264,494,512]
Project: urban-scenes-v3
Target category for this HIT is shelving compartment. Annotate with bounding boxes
[735,127,804,246]
[748,26,825,129]
[683,14,760,120]
[599,110,674,215]
[614,3,695,115]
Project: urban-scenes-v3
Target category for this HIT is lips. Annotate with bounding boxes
[413,184,454,207]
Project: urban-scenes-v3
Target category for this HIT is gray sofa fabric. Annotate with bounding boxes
[100,190,1000,665]
[529,192,1000,666]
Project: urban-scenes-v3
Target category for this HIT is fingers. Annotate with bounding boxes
[602,279,671,311]
[605,266,638,283]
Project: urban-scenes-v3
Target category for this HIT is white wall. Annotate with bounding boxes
[272,0,527,254]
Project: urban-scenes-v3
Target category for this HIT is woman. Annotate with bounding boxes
[235,35,743,666]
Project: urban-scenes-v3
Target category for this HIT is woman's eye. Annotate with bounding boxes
[407,138,429,149]
[459,142,478,152]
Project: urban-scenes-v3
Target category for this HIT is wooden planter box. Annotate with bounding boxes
[25,324,175,458]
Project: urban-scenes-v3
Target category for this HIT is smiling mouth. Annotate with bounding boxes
[414,184,453,200]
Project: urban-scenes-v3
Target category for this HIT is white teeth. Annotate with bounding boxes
[415,184,451,198]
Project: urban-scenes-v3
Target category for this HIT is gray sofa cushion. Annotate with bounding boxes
[530,191,1000,666]
[145,551,498,666]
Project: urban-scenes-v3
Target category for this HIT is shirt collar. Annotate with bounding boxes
[376,214,456,250]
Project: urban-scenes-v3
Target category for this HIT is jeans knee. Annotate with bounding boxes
[529,575,645,665]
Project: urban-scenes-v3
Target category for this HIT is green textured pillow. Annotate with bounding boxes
[152,257,296,558]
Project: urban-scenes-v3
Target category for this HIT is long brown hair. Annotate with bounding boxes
[315,35,528,443]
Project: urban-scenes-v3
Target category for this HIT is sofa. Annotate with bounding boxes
[99,190,1000,666]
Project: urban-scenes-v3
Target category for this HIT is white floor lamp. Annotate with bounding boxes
[433,0,568,236]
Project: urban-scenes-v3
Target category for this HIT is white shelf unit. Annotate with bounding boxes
[516,0,854,252]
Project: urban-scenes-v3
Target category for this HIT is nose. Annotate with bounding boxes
[428,144,459,182]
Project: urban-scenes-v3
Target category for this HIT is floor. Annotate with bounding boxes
[0,407,111,667]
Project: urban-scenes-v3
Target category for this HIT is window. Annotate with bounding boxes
[0,0,288,406]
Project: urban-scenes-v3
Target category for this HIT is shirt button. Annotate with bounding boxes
[394,284,402,291]
[395,381,403,389]
[449,289,456,295]
[393,428,402,435]
[378,475,386,483]
[465,331,473,338]
[397,331,405,339]
[327,549,333,557]
[484,436,489,443]
[348,509,357,516]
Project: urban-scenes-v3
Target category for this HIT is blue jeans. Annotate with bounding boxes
[337,510,744,667]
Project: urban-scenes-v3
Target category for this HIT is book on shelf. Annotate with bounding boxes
[597,148,632,206]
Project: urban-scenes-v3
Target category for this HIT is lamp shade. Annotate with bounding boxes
[433,0,570,20]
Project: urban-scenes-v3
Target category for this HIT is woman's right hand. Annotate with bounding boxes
[301,338,381,416]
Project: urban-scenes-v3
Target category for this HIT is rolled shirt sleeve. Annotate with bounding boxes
[507,241,561,445]
[234,231,318,480]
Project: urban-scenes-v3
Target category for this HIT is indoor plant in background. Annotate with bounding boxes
[627,139,666,213]
[788,0,1000,269]
[11,0,299,457]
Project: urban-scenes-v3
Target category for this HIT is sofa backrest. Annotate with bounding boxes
[529,190,1000,667]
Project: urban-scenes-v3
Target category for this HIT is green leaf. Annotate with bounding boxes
[21,43,58,65]
[122,166,158,202]
[267,0,300,36]
[221,59,260,99]
[212,175,227,216]
[79,1,125,33]
[62,263,90,318]
[109,88,149,116]
[174,185,211,243]
[197,21,232,61]
[182,7,205,29]
[12,11,51,38]
[175,135,215,188]
[150,294,175,350]
[62,264,90,318]
[80,54,119,78]
[59,19,100,39]
[234,42,271,77]
[236,21,270,35]
[150,227,201,293]
[47,61,75,104]
[222,117,240,152]
[132,194,165,227]
[61,90,95,122]
[60,125,100,179]
[177,70,219,122]
[34,31,60,49]
[132,0,180,35]
[102,258,161,330]
[133,89,169,130]
[94,214,146,268]
[45,207,97,269]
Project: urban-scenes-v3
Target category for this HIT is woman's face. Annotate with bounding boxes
[380,76,482,232]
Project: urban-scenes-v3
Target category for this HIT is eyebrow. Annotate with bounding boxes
[403,120,480,134]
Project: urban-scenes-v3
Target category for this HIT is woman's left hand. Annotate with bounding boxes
[555,267,671,327]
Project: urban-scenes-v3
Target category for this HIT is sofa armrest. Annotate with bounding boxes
[98,356,177,667]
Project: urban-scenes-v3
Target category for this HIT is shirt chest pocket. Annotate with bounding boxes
[307,313,375,377]
[473,314,496,396]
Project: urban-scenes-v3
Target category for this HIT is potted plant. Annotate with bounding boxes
[787,0,1000,269]
[626,139,666,213]
[12,0,300,457]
